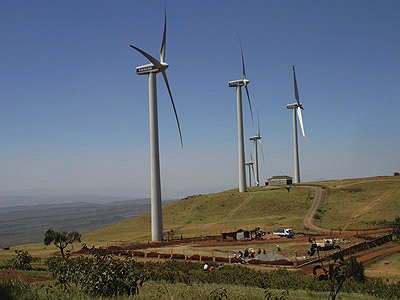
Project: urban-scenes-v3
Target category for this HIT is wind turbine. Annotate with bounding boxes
[228,45,253,193]
[129,10,183,241]
[245,161,254,187]
[286,65,306,184]
[249,119,264,186]
[245,147,256,187]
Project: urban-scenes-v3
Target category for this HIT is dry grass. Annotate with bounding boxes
[312,176,400,230]
[83,186,314,246]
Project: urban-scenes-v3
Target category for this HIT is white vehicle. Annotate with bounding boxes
[316,238,337,250]
[273,228,294,238]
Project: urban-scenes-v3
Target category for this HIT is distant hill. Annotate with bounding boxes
[0,199,173,248]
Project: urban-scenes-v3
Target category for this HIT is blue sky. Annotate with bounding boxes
[1,0,399,204]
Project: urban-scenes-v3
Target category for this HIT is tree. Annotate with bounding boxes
[345,256,365,283]
[393,216,400,240]
[44,229,81,258]
[309,244,364,300]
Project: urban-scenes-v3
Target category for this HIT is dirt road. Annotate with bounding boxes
[300,185,392,235]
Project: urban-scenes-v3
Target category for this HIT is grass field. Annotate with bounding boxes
[310,176,400,230]
[365,252,400,282]
[83,186,314,247]
[0,280,384,300]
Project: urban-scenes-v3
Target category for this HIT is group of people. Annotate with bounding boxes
[233,248,267,259]
[203,263,224,272]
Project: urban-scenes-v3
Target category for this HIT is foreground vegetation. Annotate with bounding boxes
[0,280,387,300]
[1,254,399,299]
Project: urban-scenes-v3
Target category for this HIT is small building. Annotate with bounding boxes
[267,176,293,186]
[222,229,251,241]
[394,172,400,176]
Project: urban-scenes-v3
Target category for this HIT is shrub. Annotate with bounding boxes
[10,250,35,270]
[345,257,365,283]
[393,216,400,240]
[47,250,147,297]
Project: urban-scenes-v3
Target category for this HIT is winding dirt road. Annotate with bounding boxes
[300,185,392,235]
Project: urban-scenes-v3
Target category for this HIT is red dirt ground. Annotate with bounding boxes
[299,241,400,275]
[0,270,53,282]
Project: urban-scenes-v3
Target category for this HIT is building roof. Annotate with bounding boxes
[268,176,293,180]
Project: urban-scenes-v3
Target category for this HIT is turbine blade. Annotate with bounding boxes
[258,139,265,164]
[250,149,253,162]
[257,115,261,138]
[129,45,162,69]
[160,8,167,63]
[244,85,254,125]
[293,65,301,106]
[240,44,246,80]
[161,70,183,148]
[251,163,255,179]
[297,107,306,140]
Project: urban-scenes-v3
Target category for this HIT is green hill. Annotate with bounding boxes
[311,176,400,230]
[84,176,400,247]
[84,186,314,246]
[3,176,399,259]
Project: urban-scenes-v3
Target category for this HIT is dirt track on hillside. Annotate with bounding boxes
[301,185,392,235]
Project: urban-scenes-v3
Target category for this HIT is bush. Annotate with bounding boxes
[345,257,365,283]
[47,250,147,297]
[9,250,35,270]
[393,216,400,240]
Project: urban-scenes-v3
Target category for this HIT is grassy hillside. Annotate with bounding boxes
[4,176,399,258]
[83,186,314,246]
[311,176,400,230]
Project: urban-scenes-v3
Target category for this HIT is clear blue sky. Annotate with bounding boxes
[1,0,399,204]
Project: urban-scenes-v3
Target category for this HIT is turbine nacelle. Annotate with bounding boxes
[228,79,250,87]
[249,135,261,141]
[286,103,303,110]
[136,62,169,75]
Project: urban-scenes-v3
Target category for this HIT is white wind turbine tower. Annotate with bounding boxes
[245,151,255,187]
[286,65,306,183]
[129,10,183,241]
[228,45,253,193]
[249,120,264,186]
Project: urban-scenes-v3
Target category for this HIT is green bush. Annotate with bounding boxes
[9,250,35,270]
[393,216,400,240]
[45,252,400,299]
[345,257,365,283]
[47,250,147,297]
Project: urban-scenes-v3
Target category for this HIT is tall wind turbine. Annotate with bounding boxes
[129,10,183,241]
[286,65,306,183]
[249,120,264,186]
[228,45,253,193]
[245,161,254,187]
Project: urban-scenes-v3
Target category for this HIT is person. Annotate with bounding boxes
[203,263,209,271]
[276,244,281,252]
[218,264,224,270]
[244,249,249,258]
[209,266,215,272]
